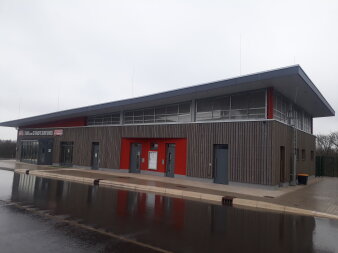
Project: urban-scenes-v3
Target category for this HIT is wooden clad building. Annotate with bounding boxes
[0,65,334,186]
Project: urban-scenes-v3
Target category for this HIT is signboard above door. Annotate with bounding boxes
[18,129,63,136]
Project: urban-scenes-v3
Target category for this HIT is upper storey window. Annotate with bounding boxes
[124,102,191,124]
[273,92,312,134]
[87,113,120,126]
[274,93,288,123]
[196,90,266,121]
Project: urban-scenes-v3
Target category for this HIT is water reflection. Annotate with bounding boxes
[10,173,329,253]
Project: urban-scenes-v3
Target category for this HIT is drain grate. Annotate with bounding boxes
[263,196,275,199]
[93,179,103,185]
[222,196,234,206]
[175,185,188,189]
[117,176,130,179]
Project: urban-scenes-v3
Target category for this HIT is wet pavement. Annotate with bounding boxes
[0,159,16,171]
[272,177,338,216]
[2,159,309,199]
[0,170,338,252]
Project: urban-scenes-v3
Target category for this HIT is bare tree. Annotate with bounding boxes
[329,132,338,153]
[0,140,16,159]
[316,134,333,155]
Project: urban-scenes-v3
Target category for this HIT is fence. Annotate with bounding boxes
[316,156,338,177]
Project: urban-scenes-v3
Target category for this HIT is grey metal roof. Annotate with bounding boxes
[0,65,335,128]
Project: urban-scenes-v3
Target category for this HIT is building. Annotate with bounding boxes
[0,65,334,186]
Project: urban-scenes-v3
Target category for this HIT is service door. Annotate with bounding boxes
[38,140,46,165]
[45,139,54,165]
[280,146,285,183]
[91,142,100,170]
[38,139,53,165]
[60,142,74,166]
[166,144,176,177]
[130,143,142,173]
[213,144,229,184]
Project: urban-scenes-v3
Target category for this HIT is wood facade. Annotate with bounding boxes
[16,120,316,186]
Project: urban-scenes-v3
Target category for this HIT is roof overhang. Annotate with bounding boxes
[0,65,334,128]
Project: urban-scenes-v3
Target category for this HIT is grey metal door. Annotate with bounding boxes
[280,146,285,183]
[166,144,176,177]
[130,143,142,173]
[38,140,46,165]
[91,142,100,170]
[213,144,228,184]
[60,142,74,166]
[38,139,53,165]
[45,139,54,165]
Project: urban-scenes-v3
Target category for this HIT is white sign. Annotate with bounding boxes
[148,151,158,170]
[18,129,64,136]
[21,130,54,136]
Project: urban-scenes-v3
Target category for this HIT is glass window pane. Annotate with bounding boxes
[231,94,248,109]
[125,111,133,117]
[155,107,166,122]
[220,110,230,119]
[249,108,265,115]
[178,114,190,122]
[166,115,178,122]
[155,107,165,115]
[213,97,230,111]
[144,115,155,123]
[179,103,191,114]
[134,110,143,117]
[197,99,213,112]
[196,112,212,121]
[144,108,154,116]
[231,109,248,119]
[249,91,265,108]
[155,115,166,122]
[103,116,111,124]
[124,117,133,124]
[166,105,178,115]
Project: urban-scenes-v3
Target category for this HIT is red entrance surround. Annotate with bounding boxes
[120,138,187,175]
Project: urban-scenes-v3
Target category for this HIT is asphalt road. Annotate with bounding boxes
[1,170,338,253]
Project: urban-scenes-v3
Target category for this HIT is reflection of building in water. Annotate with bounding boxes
[11,173,316,253]
[12,173,36,200]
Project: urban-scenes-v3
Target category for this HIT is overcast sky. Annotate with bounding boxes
[1,0,337,140]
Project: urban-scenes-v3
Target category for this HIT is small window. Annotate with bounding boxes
[150,143,158,150]
[296,149,299,161]
[302,149,306,161]
[311,150,314,161]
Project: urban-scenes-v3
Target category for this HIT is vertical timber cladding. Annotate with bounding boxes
[49,120,275,185]
[271,121,316,185]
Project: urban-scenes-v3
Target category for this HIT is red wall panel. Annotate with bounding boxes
[120,138,187,175]
[24,117,87,128]
[267,87,274,119]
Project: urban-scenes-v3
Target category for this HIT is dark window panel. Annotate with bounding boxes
[166,105,179,115]
[231,94,248,109]
[197,99,213,112]
[179,103,191,114]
